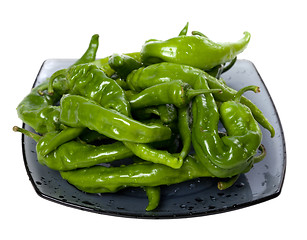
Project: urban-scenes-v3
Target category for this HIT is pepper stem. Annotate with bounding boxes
[221,57,237,74]
[191,31,208,38]
[234,85,260,102]
[48,69,67,95]
[13,126,41,142]
[178,22,189,36]
[253,144,266,163]
[186,88,222,100]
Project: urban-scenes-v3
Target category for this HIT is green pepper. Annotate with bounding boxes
[36,127,84,156]
[92,52,141,77]
[131,106,160,121]
[127,80,221,109]
[59,94,172,143]
[178,22,189,36]
[143,186,161,211]
[157,104,177,124]
[131,104,178,124]
[16,79,68,134]
[60,154,213,193]
[13,126,133,171]
[126,62,275,137]
[16,34,100,134]
[141,31,250,70]
[78,129,109,144]
[192,85,262,178]
[217,143,266,190]
[48,63,130,116]
[108,53,143,79]
[73,34,99,66]
[123,141,183,169]
[177,106,192,160]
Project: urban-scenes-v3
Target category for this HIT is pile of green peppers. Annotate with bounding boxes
[14,23,273,211]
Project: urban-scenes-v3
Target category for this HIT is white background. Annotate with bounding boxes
[1,0,306,239]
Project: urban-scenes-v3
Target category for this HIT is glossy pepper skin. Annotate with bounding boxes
[141,32,251,70]
[126,62,275,137]
[13,126,133,171]
[127,80,221,109]
[36,127,84,156]
[60,154,213,193]
[108,53,143,79]
[73,34,99,66]
[16,34,100,134]
[59,94,172,143]
[92,52,141,77]
[177,106,192,160]
[131,104,178,124]
[123,141,183,169]
[16,79,68,134]
[48,63,130,116]
[143,186,161,211]
[192,85,262,178]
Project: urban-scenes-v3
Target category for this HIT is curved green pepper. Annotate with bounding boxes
[141,31,250,70]
[73,34,99,66]
[92,52,141,77]
[127,80,221,109]
[60,154,213,193]
[192,85,262,178]
[48,64,130,116]
[13,126,133,171]
[123,141,183,169]
[108,53,143,79]
[16,34,100,134]
[59,94,172,143]
[16,79,68,134]
[126,62,275,137]
[36,127,84,156]
[143,186,161,211]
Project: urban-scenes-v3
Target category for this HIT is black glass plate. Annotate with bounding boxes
[21,59,286,219]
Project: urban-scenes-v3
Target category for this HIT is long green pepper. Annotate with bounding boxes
[13,126,133,171]
[192,84,262,178]
[16,34,100,135]
[126,62,275,137]
[60,154,213,193]
[127,80,221,109]
[59,94,172,143]
[141,30,250,70]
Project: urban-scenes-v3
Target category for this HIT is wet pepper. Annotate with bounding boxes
[48,64,130,116]
[127,80,221,109]
[13,126,133,171]
[192,85,262,178]
[60,154,213,193]
[59,94,172,143]
[141,31,251,70]
[108,53,143,79]
[16,34,100,134]
[16,79,68,134]
[126,62,275,137]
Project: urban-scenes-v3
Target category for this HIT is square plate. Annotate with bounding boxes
[21,59,286,218]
